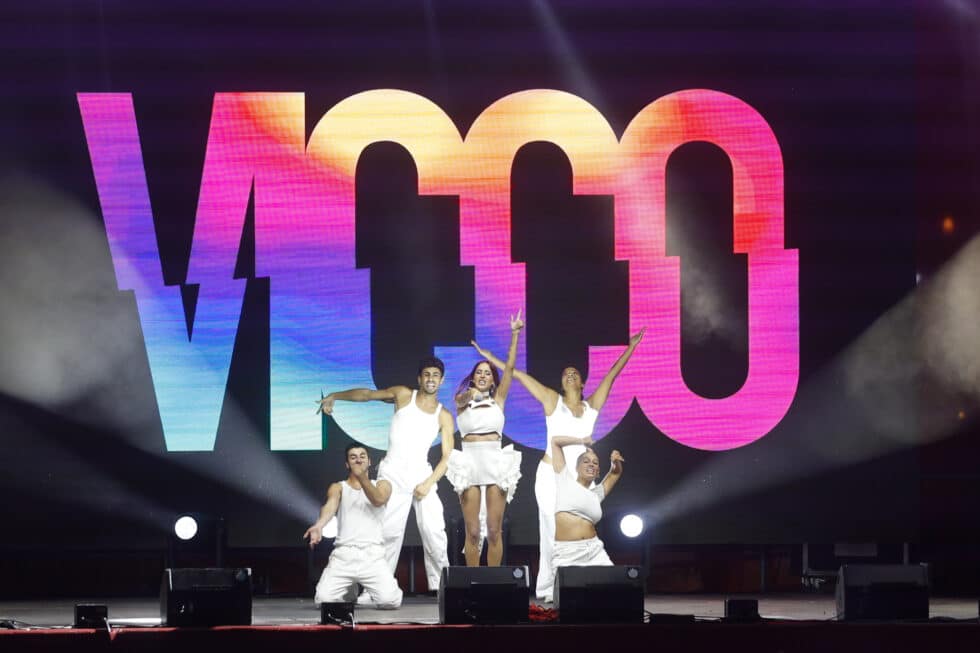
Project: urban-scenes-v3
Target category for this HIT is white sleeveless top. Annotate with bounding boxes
[545,395,598,466]
[386,390,442,463]
[334,480,385,547]
[555,471,605,524]
[456,396,505,436]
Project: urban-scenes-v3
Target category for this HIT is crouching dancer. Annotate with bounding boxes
[551,436,624,569]
[304,443,402,609]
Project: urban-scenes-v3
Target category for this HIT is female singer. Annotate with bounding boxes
[446,311,524,566]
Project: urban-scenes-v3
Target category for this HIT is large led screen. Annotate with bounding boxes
[1,1,977,548]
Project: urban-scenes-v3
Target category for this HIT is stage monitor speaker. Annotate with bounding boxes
[73,604,107,628]
[555,565,644,624]
[724,598,760,622]
[835,564,929,621]
[438,566,530,624]
[320,602,354,625]
[160,567,252,627]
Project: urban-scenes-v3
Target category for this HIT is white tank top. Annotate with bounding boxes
[456,396,505,436]
[555,471,605,525]
[334,480,385,547]
[545,395,598,464]
[386,390,442,463]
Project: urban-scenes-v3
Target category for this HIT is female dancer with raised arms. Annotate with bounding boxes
[472,327,644,601]
[550,437,624,569]
[446,311,524,566]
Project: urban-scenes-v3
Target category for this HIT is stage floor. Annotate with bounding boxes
[1,594,976,628]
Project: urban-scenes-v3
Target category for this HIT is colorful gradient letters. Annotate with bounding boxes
[78,89,798,452]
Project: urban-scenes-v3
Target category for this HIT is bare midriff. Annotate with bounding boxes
[555,511,597,541]
[462,432,501,442]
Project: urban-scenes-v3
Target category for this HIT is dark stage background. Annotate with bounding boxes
[1,0,978,557]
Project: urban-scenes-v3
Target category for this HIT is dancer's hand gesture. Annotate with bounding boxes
[349,458,370,482]
[510,308,524,332]
[316,394,335,415]
[304,524,323,548]
[471,340,490,359]
[610,449,625,474]
[629,328,646,348]
[413,482,432,501]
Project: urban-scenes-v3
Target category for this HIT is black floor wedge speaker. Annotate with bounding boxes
[438,566,530,624]
[555,565,645,624]
[835,564,929,621]
[160,567,252,627]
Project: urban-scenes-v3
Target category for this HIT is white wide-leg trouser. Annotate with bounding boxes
[314,543,402,609]
[379,457,450,590]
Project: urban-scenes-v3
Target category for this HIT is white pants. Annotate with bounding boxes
[534,460,556,600]
[553,536,614,569]
[379,457,450,590]
[314,543,402,609]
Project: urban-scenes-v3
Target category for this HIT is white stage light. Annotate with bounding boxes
[174,515,198,541]
[321,517,338,539]
[620,513,644,538]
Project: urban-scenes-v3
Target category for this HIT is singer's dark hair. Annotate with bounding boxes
[455,360,501,399]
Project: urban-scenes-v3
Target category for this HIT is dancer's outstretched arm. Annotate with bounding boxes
[303,483,342,548]
[318,385,412,414]
[587,328,646,412]
[550,435,593,474]
[471,339,558,414]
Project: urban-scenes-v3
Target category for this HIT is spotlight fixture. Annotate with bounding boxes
[619,513,644,538]
[174,515,199,541]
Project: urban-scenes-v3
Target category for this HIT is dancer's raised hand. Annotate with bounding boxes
[610,449,625,474]
[629,328,646,348]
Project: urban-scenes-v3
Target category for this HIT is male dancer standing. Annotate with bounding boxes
[319,357,453,593]
[304,443,402,608]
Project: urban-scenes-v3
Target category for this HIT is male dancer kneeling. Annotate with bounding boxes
[318,357,453,594]
[304,443,402,609]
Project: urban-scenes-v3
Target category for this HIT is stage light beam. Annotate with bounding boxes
[643,232,980,531]
[0,173,323,529]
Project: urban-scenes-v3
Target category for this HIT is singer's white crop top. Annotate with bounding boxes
[456,396,504,436]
